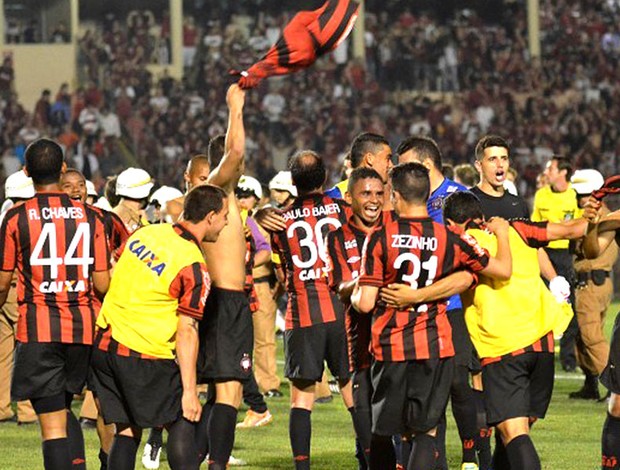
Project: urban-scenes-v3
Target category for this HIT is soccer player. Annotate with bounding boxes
[271,150,354,469]
[91,184,227,470]
[325,132,394,206]
[532,155,581,372]
[380,189,586,470]
[164,155,211,223]
[352,162,512,470]
[325,167,387,468]
[581,198,620,470]
[0,138,111,470]
[196,84,250,470]
[396,135,479,470]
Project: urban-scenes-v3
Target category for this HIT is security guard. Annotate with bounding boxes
[570,170,618,400]
[0,171,37,425]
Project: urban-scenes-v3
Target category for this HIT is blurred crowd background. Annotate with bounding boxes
[1,0,620,206]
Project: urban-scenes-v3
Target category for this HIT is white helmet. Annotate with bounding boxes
[571,169,604,195]
[237,175,263,200]
[116,168,154,199]
[5,170,35,199]
[85,180,98,198]
[149,185,183,206]
[269,171,297,197]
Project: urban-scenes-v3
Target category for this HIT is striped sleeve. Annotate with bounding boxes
[452,231,490,272]
[358,229,384,287]
[169,262,210,320]
[510,220,549,248]
[0,209,18,271]
[325,230,348,291]
[92,213,111,272]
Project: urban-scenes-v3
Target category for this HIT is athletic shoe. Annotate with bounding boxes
[461,463,479,470]
[236,409,273,428]
[205,454,248,466]
[264,389,284,398]
[328,379,341,395]
[569,386,600,400]
[141,441,162,469]
[315,395,333,404]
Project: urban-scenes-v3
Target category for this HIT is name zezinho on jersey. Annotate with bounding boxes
[391,235,438,251]
[128,239,167,276]
[28,206,84,221]
[283,203,341,221]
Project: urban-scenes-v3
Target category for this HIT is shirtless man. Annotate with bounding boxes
[196,84,248,470]
[164,155,211,223]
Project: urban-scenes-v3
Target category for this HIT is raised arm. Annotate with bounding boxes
[207,84,246,192]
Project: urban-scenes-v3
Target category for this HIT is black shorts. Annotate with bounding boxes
[90,348,182,428]
[284,320,351,383]
[352,367,372,413]
[447,308,473,367]
[198,287,254,382]
[601,312,620,394]
[12,342,91,402]
[371,357,454,436]
[482,351,554,426]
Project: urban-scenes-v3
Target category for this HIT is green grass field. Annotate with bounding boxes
[1,303,617,469]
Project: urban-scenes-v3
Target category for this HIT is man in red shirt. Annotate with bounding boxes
[0,138,110,470]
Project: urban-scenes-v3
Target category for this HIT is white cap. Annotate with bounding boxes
[237,175,263,199]
[116,167,154,199]
[571,169,604,195]
[85,180,98,198]
[149,185,183,206]
[269,171,297,197]
[5,170,35,199]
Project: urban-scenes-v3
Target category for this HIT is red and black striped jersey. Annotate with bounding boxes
[326,220,374,371]
[244,233,259,313]
[359,216,490,361]
[0,192,110,344]
[481,331,554,366]
[271,193,352,329]
[508,219,548,248]
[94,327,159,360]
[90,206,130,261]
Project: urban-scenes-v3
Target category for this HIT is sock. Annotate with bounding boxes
[290,407,312,470]
[108,435,140,470]
[167,418,200,470]
[450,367,478,464]
[147,427,163,447]
[492,432,511,470]
[196,402,212,462]
[66,410,86,469]
[349,406,371,467]
[473,389,492,469]
[42,438,72,470]
[98,448,108,470]
[400,438,412,468]
[208,404,237,468]
[602,413,620,469]
[407,434,437,470]
[369,434,395,470]
[434,414,448,470]
[505,435,540,470]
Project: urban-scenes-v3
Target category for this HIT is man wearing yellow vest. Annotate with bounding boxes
[532,156,581,372]
[91,184,229,470]
[381,191,586,470]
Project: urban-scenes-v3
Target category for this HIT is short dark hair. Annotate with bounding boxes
[350,132,389,169]
[187,154,209,173]
[475,135,510,161]
[443,191,484,225]
[104,175,120,208]
[347,167,383,194]
[289,150,326,193]
[207,135,225,169]
[442,163,454,180]
[396,135,442,169]
[454,163,479,188]
[390,162,430,204]
[61,168,86,182]
[25,138,64,185]
[184,184,227,223]
[551,155,573,181]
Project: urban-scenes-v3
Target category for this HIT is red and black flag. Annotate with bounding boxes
[235,0,360,89]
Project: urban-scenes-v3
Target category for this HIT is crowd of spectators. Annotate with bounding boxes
[5,19,70,44]
[1,0,620,202]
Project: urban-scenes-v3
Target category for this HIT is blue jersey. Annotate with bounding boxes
[428,177,467,311]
